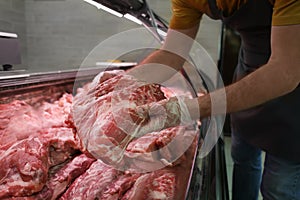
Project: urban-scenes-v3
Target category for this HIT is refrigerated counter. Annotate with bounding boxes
[0,0,229,199]
[0,66,229,200]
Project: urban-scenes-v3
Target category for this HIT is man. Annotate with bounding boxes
[129,0,300,199]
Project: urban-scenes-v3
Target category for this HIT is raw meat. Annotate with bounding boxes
[43,127,80,167]
[124,126,197,172]
[0,94,73,152]
[121,170,176,200]
[72,71,166,166]
[122,138,197,200]
[0,127,80,199]
[98,173,140,200]
[0,101,42,151]
[0,70,198,200]
[0,94,80,198]
[0,136,49,198]
[35,154,95,200]
[60,160,120,200]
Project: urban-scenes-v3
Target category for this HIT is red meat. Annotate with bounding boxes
[0,70,197,200]
[0,137,49,198]
[121,170,176,200]
[72,72,166,165]
[35,154,95,200]
[0,94,80,198]
[60,160,120,200]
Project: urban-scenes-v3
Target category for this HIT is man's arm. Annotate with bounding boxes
[195,24,300,119]
[127,24,200,84]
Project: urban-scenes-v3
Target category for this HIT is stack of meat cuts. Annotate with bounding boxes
[0,70,198,200]
[0,94,84,199]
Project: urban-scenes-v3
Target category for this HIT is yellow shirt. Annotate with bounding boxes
[170,0,300,29]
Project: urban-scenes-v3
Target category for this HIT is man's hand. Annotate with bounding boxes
[124,97,198,138]
[147,97,194,127]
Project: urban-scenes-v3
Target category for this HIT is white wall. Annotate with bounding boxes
[25,0,139,72]
[0,0,221,72]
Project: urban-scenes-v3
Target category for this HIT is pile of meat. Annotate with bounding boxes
[0,70,197,200]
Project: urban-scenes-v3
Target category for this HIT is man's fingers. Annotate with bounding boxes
[128,107,149,125]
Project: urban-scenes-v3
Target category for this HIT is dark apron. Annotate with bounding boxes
[207,0,300,162]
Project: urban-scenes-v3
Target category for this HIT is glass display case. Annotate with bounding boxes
[0,1,229,199]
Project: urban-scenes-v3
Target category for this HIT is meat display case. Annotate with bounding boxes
[0,0,229,199]
[0,68,228,200]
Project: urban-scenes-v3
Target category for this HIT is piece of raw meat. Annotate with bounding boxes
[35,154,95,200]
[0,94,80,198]
[0,127,81,199]
[43,127,81,167]
[72,71,166,166]
[0,137,49,198]
[0,94,73,152]
[60,160,120,200]
[99,173,140,200]
[124,126,197,172]
[121,170,176,200]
